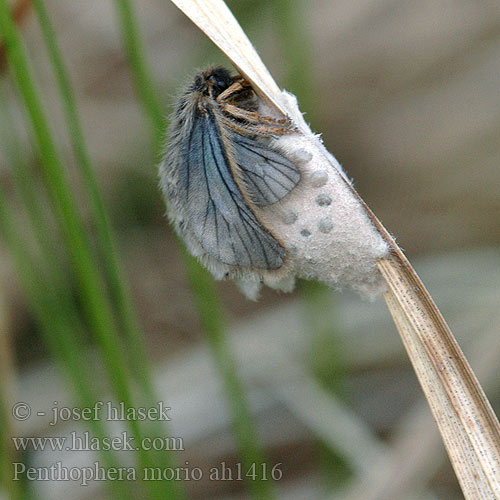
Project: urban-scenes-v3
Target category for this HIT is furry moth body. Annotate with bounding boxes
[160,67,390,299]
[160,67,302,286]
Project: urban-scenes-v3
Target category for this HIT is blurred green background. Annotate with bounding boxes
[0,1,499,499]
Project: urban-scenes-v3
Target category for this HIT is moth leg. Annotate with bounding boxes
[219,115,266,137]
[220,102,295,135]
[220,102,281,124]
[216,81,249,102]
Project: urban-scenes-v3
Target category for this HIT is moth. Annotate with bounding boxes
[159,66,301,280]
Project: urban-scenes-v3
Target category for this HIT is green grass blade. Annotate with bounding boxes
[0,80,137,500]
[30,0,158,409]
[185,259,277,500]
[112,0,164,150]
[0,0,120,377]
[272,0,318,124]
[28,4,186,494]
[0,4,174,498]
[111,0,278,497]
[0,193,134,500]
[0,392,18,500]
[0,293,21,500]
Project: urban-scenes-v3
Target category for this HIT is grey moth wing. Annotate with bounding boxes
[231,132,301,207]
[181,107,286,270]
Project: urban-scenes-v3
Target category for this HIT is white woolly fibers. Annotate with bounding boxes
[237,92,390,300]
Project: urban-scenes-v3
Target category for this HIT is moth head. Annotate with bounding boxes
[194,66,234,99]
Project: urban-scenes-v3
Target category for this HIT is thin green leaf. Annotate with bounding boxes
[30,0,159,416]
[112,0,278,497]
[0,3,169,498]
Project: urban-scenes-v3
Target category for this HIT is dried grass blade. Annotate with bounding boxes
[168,0,500,496]
[378,254,500,498]
[170,0,286,113]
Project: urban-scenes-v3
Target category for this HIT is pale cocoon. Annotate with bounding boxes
[236,92,389,300]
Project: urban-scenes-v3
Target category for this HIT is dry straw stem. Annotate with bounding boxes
[170,0,500,497]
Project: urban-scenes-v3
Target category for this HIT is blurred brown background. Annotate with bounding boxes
[1,1,499,499]
[3,0,499,341]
